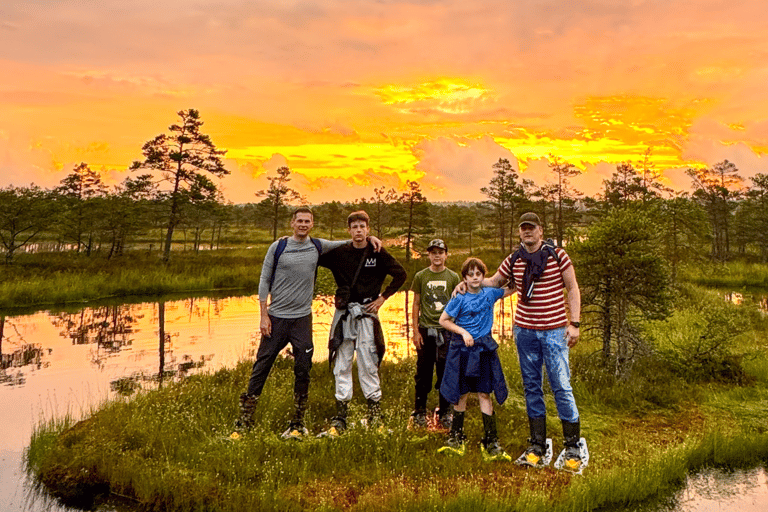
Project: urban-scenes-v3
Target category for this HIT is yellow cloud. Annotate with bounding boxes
[573,95,701,144]
[496,126,682,172]
[227,142,421,183]
[375,78,493,114]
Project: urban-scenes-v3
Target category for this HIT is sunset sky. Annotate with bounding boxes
[2,0,768,203]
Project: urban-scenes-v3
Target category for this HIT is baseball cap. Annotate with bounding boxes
[427,239,448,251]
[518,212,542,227]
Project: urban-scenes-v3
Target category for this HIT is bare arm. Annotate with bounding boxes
[439,311,474,347]
[368,236,382,252]
[259,299,271,337]
[485,270,510,289]
[319,236,381,252]
[453,270,510,296]
[562,265,581,348]
[411,292,422,349]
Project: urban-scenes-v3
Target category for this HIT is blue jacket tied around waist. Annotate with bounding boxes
[440,333,508,405]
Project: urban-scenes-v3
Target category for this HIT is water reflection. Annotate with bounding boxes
[614,466,768,512]
[724,291,768,314]
[0,291,518,393]
[0,315,51,386]
[1,291,765,512]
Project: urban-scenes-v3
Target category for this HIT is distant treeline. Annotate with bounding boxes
[1,110,767,266]
[2,156,767,266]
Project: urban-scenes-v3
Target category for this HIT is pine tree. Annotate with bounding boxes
[130,109,229,262]
[255,166,303,241]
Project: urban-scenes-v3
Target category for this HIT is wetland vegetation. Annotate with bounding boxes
[9,146,768,510]
[23,281,768,512]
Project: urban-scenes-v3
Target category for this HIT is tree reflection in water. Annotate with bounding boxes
[0,291,518,392]
[109,300,213,395]
[0,315,50,386]
[1,300,215,393]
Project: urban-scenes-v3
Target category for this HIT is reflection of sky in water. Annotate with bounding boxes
[617,467,768,512]
[677,467,768,512]
[0,292,517,450]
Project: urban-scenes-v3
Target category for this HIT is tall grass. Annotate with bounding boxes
[0,234,510,310]
[26,337,768,512]
[678,261,768,289]
[0,249,264,309]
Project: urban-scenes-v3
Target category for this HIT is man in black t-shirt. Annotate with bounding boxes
[317,210,406,436]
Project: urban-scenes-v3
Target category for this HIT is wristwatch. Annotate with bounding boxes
[570,321,580,328]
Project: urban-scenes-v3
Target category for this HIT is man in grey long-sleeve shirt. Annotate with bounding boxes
[234,206,380,440]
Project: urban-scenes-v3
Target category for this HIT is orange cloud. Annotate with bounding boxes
[3,1,768,203]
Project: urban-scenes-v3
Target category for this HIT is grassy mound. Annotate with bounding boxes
[26,339,768,512]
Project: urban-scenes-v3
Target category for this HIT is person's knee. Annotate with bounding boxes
[294,353,312,371]
[334,352,354,372]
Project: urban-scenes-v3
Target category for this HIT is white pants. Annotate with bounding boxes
[331,308,382,402]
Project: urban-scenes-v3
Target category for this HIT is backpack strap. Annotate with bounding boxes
[309,237,323,284]
[268,236,324,292]
[542,239,563,267]
[268,237,289,292]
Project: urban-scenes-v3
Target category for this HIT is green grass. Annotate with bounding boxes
[678,261,768,289]
[0,249,265,310]
[0,241,509,311]
[26,334,768,512]
[16,252,768,510]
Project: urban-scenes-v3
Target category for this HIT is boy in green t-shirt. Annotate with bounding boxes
[409,239,460,430]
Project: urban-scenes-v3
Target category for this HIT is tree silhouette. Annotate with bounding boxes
[130,109,229,262]
[256,166,303,241]
[686,159,742,261]
[394,180,432,263]
[481,158,523,253]
[547,154,582,246]
[369,186,398,239]
[55,162,107,255]
[0,185,55,263]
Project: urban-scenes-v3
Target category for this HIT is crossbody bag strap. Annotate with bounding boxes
[349,243,370,293]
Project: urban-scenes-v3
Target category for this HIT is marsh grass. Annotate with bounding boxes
[678,261,768,289]
[0,232,508,310]
[26,336,768,512]
[0,249,265,309]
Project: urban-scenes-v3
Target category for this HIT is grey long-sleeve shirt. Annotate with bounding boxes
[258,237,346,319]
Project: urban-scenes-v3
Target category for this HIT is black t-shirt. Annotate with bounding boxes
[318,242,407,304]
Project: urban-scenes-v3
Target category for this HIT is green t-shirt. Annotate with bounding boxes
[410,267,461,328]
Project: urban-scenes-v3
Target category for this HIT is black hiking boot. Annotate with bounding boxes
[410,409,428,429]
[318,400,348,438]
[562,419,582,471]
[519,416,547,467]
[480,412,511,462]
[366,398,387,432]
[437,410,466,456]
[233,393,259,434]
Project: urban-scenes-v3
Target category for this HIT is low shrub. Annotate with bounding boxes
[644,286,755,385]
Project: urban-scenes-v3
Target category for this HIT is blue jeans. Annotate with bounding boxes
[513,325,579,422]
